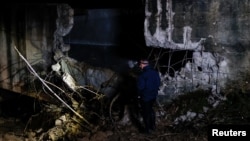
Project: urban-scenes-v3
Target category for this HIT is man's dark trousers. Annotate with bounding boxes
[141,99,156,133]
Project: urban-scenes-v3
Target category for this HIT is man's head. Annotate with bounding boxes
[139,59,149,69]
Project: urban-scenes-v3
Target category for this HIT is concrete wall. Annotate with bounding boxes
[144,0,250,100]
[1,1,250,101]
[0,4,56,97]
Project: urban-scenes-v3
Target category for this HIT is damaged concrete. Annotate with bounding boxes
[0,0,249,107]
[0,1,249,109]
[144,0,250,101]
[0,1,250,140]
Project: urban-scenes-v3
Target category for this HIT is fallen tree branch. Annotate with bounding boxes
[14,46,90,125]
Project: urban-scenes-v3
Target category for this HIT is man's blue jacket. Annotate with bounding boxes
[137,65,161,102]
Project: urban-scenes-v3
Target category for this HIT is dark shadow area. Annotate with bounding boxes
[0,88,42,123]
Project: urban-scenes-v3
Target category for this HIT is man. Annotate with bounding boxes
[137,59,161,134]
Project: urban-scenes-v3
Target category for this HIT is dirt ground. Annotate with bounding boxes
[0,106,208,141]
[0,90,212,141]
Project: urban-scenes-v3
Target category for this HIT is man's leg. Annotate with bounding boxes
[149,100,156,131]
[141,101,151,133]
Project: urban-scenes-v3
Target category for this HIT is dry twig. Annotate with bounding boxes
[14,46,90,125]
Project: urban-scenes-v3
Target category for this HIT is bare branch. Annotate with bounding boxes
[14,46,90,125]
